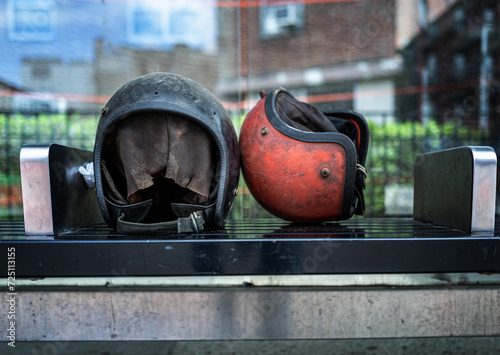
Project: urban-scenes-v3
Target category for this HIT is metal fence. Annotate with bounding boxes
[1,111,498,220]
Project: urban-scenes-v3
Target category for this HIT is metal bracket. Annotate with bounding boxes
[414,146,497,234]
[20,143,103,235]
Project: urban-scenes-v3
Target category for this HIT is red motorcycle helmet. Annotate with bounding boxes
[239,87,369,223]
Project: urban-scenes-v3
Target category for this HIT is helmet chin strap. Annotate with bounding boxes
[116,210,206,234]
[353,163,367,216]
[114,203,216,234]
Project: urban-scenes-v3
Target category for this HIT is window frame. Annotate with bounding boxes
[126,1,211,48]
[7,0,57,42]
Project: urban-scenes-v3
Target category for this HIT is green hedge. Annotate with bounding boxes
[0,113,98,185]
[364,119,493,216]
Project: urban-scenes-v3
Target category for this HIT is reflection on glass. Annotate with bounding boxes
[0,0,498,222]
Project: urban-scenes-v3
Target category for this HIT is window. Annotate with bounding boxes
[170,7,195,36]
[417,0,428,28]
[453,6,465,33]
[260,1,304,38]
[8,0,56,41]
[453,52,466,81]
[31,61,51,79]
[168,6,199,45]
[483,7,495,24]
[426,52,437,80]
[127,1,215,50]
[128,2,163,44]
[132,7,162,37]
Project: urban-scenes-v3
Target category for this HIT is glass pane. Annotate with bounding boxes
[0,0,498,221]
[133,10,162,36]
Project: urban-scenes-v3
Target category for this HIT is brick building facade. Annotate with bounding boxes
[216,0,402,121]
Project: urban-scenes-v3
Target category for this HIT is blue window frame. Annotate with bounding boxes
[127,1,215,50]
[8,0,56,41]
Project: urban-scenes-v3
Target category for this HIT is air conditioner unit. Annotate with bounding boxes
[262,4,300,36]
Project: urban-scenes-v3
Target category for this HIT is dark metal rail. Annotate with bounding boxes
[1,218,499,278]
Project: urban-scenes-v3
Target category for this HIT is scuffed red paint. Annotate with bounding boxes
[240,98,347,223]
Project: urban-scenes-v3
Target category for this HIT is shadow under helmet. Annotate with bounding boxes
[239,87,369,223]
[94,73,240,234]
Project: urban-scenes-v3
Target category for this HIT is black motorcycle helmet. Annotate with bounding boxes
[93,73,240,234]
